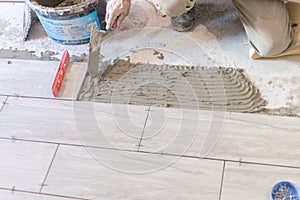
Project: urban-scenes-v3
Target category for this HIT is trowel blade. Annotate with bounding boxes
[87,26,107,76]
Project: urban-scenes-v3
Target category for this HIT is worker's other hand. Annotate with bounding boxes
[105,0,131,30]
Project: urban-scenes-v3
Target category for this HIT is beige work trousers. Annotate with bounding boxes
[152,0,293,56]
[233,0,293,56]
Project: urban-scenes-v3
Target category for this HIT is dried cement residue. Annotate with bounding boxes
[57,0,84,7]
[79,60,266,113]
[30,0,85,8]
[29,0,65,8]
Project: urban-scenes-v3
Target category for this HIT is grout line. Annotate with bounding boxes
[137,106,151,151]
[0,94,74,102]
[0,1,24,3]
[219,161,226,200]
[0,136,136,151]
[0,96,8,112]
[141,151,300,170]
[0,136,300,170]
[0,187,90,200]
[39,144,60,193]
[40,192,91,200]
[209,158,300,170]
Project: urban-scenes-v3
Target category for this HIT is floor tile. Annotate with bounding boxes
[140,107,300,167]
[209,112,300,167]
[221,161,300,200]
[0,59,85,99]
[0,97,148,150]
[140,106,226,157]
[43,145,224,200]
[0,139,56,192]
[0,59,58,98]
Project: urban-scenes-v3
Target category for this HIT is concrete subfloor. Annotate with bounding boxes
[0,0,300,115]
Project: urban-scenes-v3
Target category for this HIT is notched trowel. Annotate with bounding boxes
[76,27,107,100]
[87,26,107,76]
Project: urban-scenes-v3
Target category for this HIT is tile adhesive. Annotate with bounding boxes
[28,0,104,44]
[78,59,267,113]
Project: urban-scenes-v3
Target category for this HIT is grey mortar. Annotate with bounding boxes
[78,59,267,113]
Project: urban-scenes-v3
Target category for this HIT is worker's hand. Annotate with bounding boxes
[105,0,131,30]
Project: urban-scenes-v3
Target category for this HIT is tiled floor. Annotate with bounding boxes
[0,59,300,200]
[0,139,56,192]
[42,145,224,200]
[1,0,300,199]
[0,97,148,149]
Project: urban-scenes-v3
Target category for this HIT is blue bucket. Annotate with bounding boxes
[29,0,105,45]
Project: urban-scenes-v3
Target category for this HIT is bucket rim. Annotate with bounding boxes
[29,0,98,13]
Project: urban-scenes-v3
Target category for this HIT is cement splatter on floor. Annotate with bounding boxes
[79,60,266,113]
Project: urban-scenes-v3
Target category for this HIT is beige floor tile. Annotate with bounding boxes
[0,59,85,99]
[221,162,300,200]
[209,112,300,167]
[139,106,226,157]
[0,97,147,150]
[43,145,224,200]
[0,59,58,98]
[0,139,56,192]
[0,190,78,200]
[140,106,300,167]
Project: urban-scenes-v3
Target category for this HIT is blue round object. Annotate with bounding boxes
[270,181,300,200]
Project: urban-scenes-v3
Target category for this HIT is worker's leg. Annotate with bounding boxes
[150,0,196,32]
[171,5,196,32]
[232,0,293,56]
